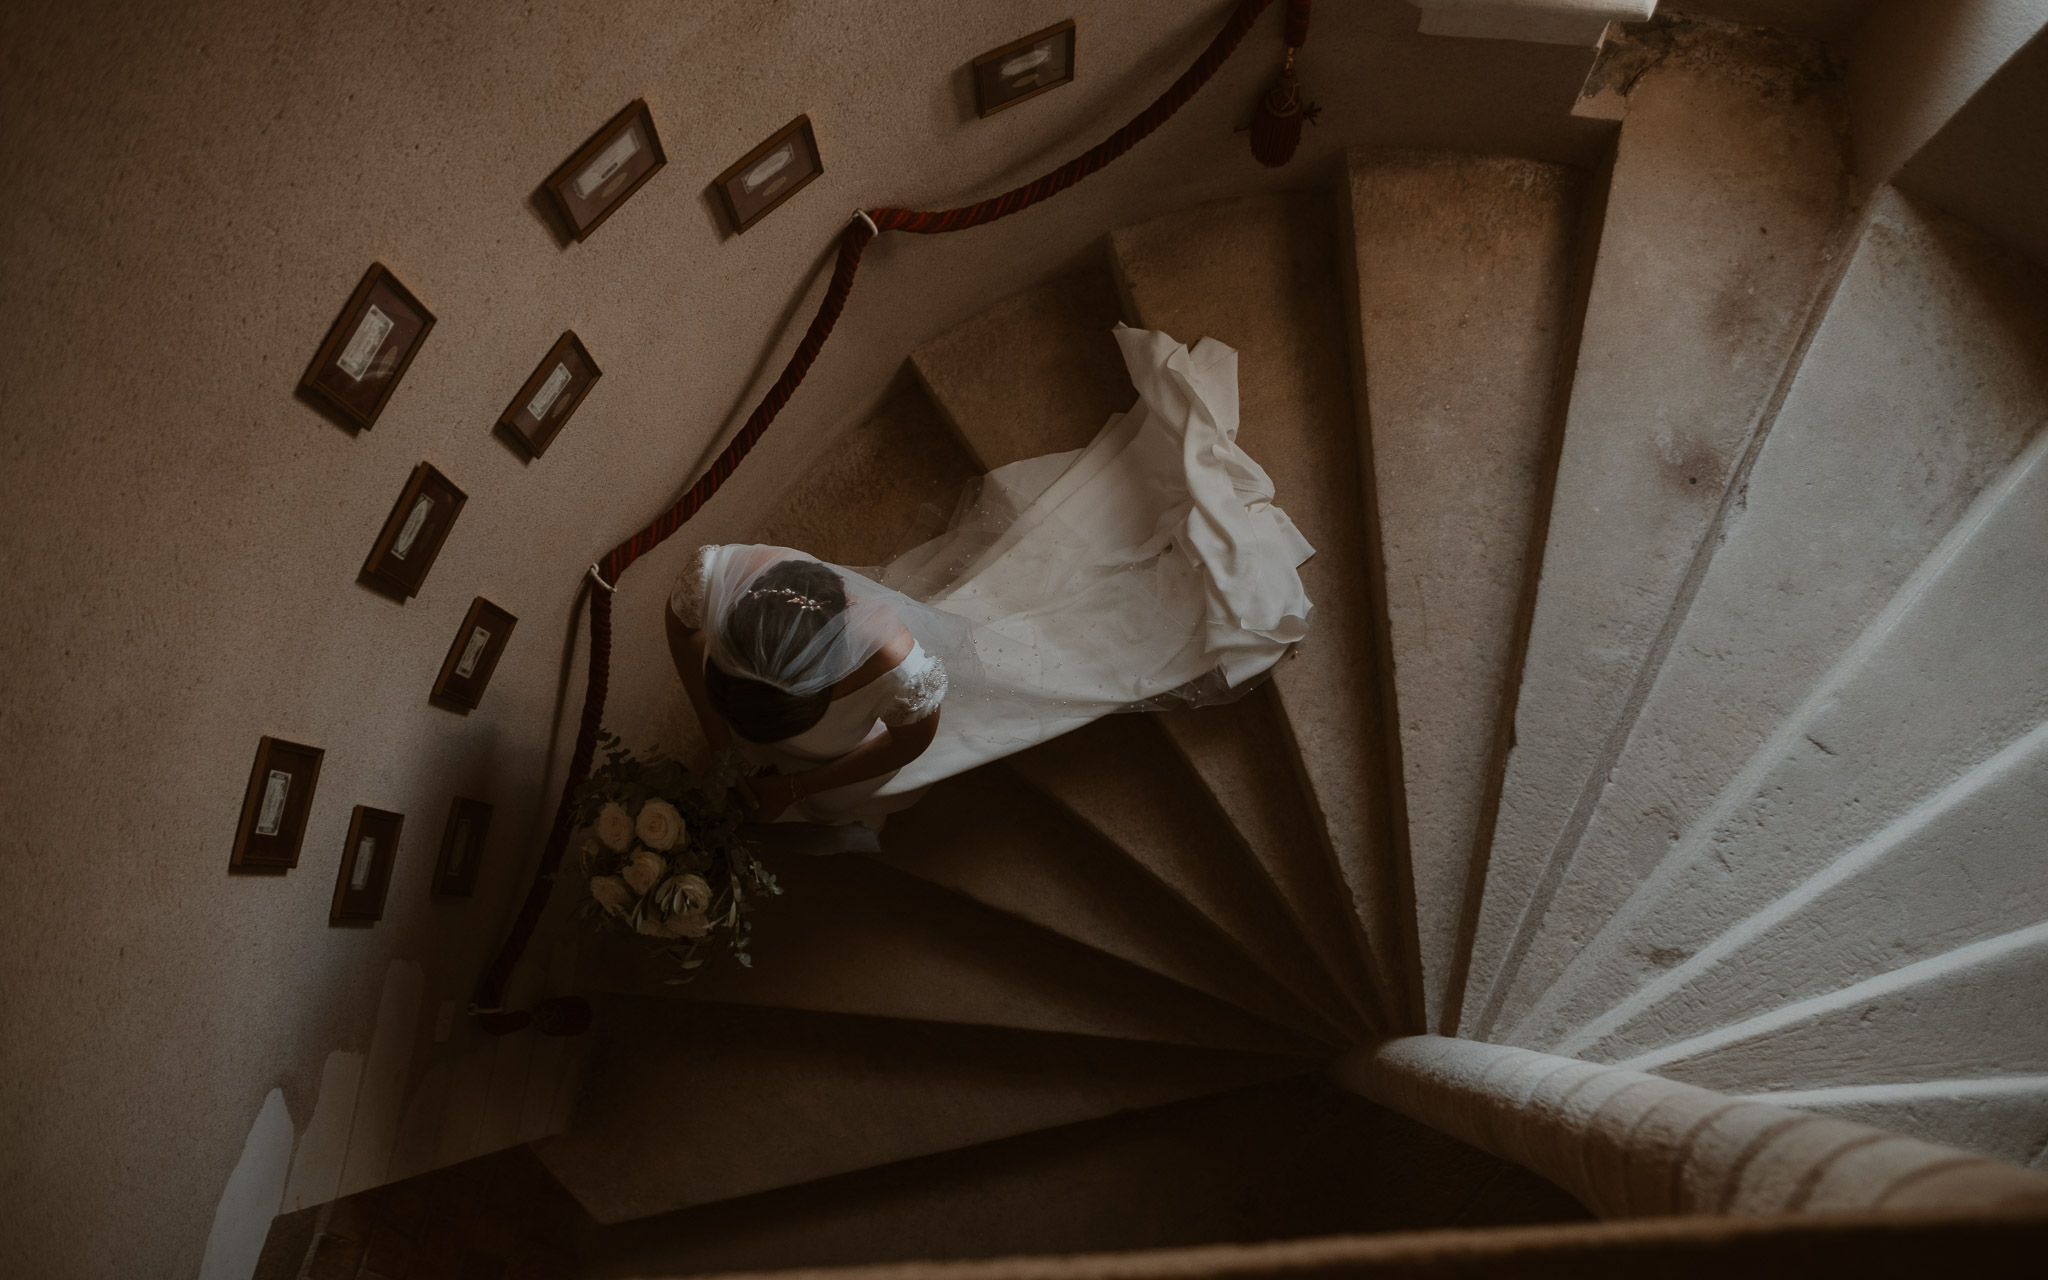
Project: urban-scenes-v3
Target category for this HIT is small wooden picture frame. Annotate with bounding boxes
[546,99,667,242]
[332,805,403,925]
[433,796,494,897]
[714,115,823,234]
[301,263,436,430]
[230,736,325,874]
[497,332,602,459]
[973,20,1077,117]
[361,462,467,599]
[431,597,518,712]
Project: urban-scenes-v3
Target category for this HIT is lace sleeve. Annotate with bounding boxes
[668,545,717,627]
[879,648,948,726]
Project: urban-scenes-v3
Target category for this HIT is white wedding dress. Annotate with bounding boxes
[672,325,1315,825]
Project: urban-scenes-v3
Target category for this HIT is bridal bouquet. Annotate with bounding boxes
[572,731,780,977]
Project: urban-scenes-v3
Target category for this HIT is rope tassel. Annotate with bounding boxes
[1250,0,1319,168]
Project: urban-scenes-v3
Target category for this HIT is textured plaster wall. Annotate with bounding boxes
[1847,0,2048,190]
[0,2,1616,1275]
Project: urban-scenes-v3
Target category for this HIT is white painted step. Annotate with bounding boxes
[1459,23,1854,1037]
[1501,191,2048,1048]
[536,998,1309,1223]
[878,765,1346,1046]
[1110,191,1409,1027]
[1520,422,2048,1057]
[1562,720,2048,1065]
[1007,715,1362,1041]
[1621,921,2048,1093]
[1341,147,1587,1035]
[1156,693,1388,1033]
[1729,1079,2048,1171]
[585,852,1327,1057]
[910,268,1134,471]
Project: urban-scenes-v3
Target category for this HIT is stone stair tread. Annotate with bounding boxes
[1457,26,1854,1038]
[1154,694,1387,1033]
[1497,190,2048,1050]
[909,268,1135,471]
[878,765,1349,1045]
[1109,191,1409,1027]
[583,852,1328,1057]
[1342,147,1587,1036]
[535,997,1311,1223]
[1006,714,1362,1038]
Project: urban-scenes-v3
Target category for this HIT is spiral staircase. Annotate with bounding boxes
[513,16,2048,1276]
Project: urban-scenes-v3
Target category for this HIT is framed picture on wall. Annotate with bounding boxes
[332,805,403,925]
[431,597,518,712]
[432,796,494,897]
[714,115,822,234]
[300,263,436,430]
[361,462,467,599]
[545,99,667,242]
[229,736,325,873]
[497,332,602,459]
[973,19,1077,117]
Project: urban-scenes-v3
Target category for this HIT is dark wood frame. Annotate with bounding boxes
[431,596,519,712]
[432,796,494,897]
[229,736,325,874]
[972,19,1077,118]
[545,99,667,242]
[360,462,467,599]
[496,331,602,459]
[300,263,436,430]
[332,805,403,925]
[713,115,823,234]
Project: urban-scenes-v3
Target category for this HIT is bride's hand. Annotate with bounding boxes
[740,772,799,822]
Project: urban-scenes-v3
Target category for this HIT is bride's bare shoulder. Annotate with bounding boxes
[834,621,914,696]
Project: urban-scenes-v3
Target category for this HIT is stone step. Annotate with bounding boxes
[877,765,1347,1046]
[535,998,1310,1223]
[1007,715,1364,1042]
[1561,719,2048,1065]
[1457,21,1855,1038]
[909,267,1135,471]
[1499,191,2048,1050]
[1156,692,1389,1033]
[1726,1079,2048,1171]
[584,852,1328,1057]
[1339,147,1589,1035]
[1505,420,2048,1057]
[1108,191,1408,1027]
[1620,920,2048,1095]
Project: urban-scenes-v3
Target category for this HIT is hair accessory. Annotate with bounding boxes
[746,586,825,612]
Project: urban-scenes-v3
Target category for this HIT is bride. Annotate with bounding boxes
[667,325,1315,826]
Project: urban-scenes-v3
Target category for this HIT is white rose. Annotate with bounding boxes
[662,873,713,915]
[594,802,634,852]
[635,799,685,852]
[621,848,666,896]
[589,875,631,917]
[638,912,707,939]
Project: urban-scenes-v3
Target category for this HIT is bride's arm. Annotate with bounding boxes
[742,711,939,821]
[666,606,733,753]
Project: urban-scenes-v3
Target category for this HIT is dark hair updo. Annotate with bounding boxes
[704,558,850,743]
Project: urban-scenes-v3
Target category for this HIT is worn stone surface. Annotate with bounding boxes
[537,999,1306,1223]
[909,269,1136,471]
[1500,190,2048,1046]
[588,852,1325,1057]
[1157,692,1385,1034]
[1627,921,2048,1093]
[880,765,1345,1046]
[1729,1079,2048,1170]
[1009,715,1359,1040]
[1460,27,1853,1038]
[1522,426,2048,1063]
[1343,148,1583,1035]
[1111,192,1407,1027]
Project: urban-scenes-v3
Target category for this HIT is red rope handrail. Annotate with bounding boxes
[476,0,1306,1024]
